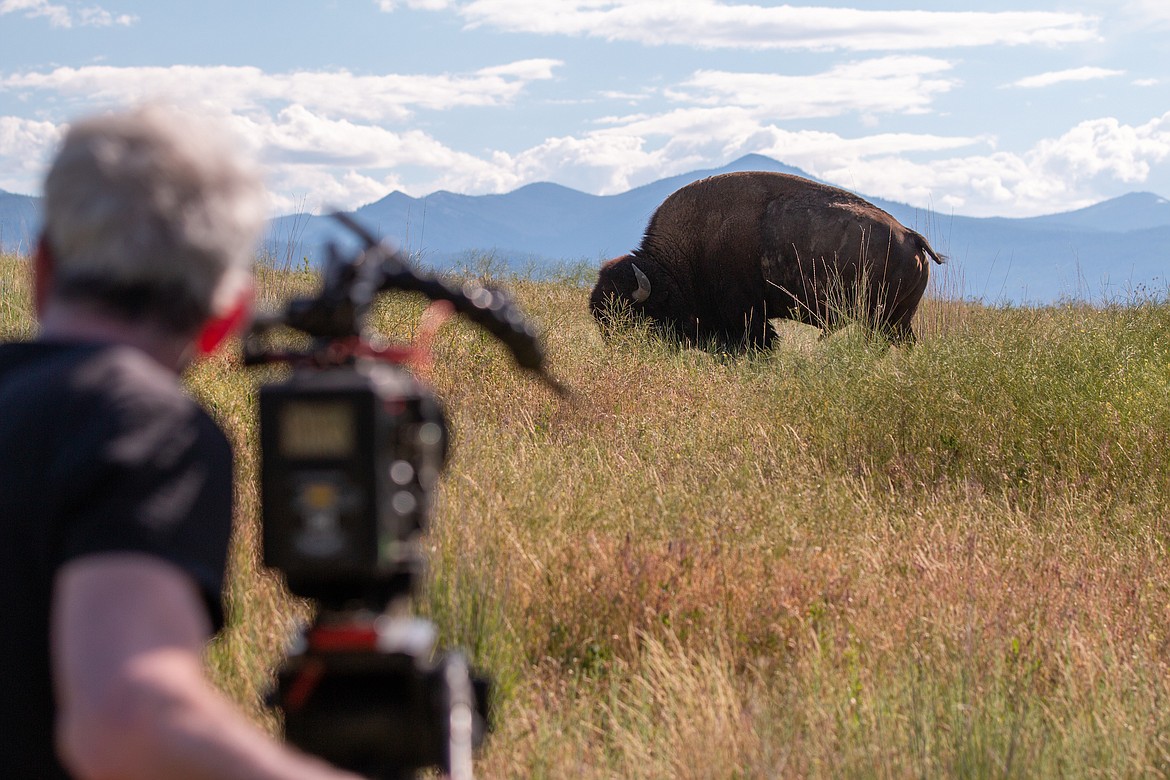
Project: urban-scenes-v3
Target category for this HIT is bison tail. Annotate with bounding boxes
[918,236,946,265]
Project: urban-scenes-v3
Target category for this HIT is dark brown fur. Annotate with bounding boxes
[589,171,944,348]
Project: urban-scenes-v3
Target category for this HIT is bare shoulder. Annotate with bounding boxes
[53,552,213,653]
[51,553,213,709]
[51,554,213,776]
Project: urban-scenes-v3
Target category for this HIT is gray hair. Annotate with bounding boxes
[43,103,268,334]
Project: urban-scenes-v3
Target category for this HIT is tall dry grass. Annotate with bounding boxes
[5,250,1170,777]
[412,273,1170,778]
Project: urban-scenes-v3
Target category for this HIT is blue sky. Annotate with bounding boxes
[1,0,1168,218]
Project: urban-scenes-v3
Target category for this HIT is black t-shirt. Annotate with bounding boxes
[0,341,234,779]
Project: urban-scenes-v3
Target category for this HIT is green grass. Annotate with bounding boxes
[6,251,1170,777]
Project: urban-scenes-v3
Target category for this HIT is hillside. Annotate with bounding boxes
[0,191,40,253]
[230,155,1170,304]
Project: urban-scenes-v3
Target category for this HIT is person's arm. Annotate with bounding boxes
[52,553,364,780]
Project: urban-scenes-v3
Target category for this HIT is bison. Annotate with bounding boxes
[589,171,944,349]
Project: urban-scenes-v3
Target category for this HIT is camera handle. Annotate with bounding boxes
[257,211,567,396]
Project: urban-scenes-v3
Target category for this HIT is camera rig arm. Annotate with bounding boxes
[246,212,567,396]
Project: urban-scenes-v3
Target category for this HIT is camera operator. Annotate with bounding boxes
[0,104,364,779]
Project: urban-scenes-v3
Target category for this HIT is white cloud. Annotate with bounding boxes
[6,101,1167,220]
[1031,114,1170,185]
[438,1,1098,51]
[1125,0,1170,27]
[476,101,984,200]
[0,0,135,27]
[0,116,63,194]
[458,105,1170,221]
[810,112,1170,218]
[2,58,1166,221]
[0,61,560,209]
[376,0,453,10]
[1007,66,1126,89]
[669,56,957,119]
[0,61,561,122]
[201,105,560,213]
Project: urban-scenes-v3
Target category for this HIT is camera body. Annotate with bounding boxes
[258,363,489,780]
[259,363,446,608]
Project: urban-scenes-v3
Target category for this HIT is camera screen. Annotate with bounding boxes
[279,400,356,458]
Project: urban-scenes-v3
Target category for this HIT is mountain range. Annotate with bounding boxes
[4,153,1169,304]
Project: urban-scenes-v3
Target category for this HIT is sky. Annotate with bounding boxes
[1,0,1168,219]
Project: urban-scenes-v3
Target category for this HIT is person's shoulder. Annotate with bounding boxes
[0,342,118,409]
[0,341,167,390]
[83,346,226,445]
[0,340,80,378]
[73,343,183,401]
[43,343,223,444]
[11,342,184,415]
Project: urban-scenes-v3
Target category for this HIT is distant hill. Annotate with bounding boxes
[0,190,41,253]
[4,155,1169,303]
[1024,192,1170,233]
[289,154,813,265]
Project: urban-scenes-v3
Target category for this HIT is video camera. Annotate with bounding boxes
[243,213,564,779]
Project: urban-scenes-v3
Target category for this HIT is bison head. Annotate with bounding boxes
[589,255,695,341]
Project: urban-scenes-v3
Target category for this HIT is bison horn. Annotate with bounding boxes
[631,263,651,303]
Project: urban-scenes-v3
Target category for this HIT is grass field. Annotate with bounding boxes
[6,252,1170,778]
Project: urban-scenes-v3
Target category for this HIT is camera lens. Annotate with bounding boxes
[389,460,414,485]
[391,490,418,516]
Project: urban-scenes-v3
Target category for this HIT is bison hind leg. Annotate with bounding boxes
[882,286,929,346]
[884,321,917,345]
